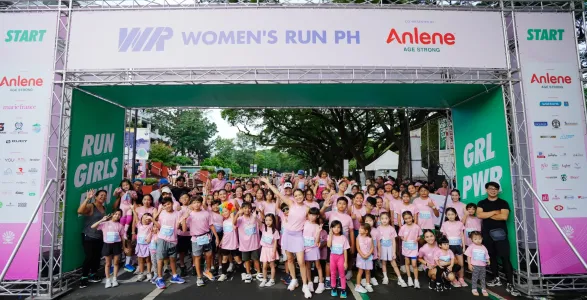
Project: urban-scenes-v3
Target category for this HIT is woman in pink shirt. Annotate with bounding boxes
[208,170,227,192]
[417,229,439,290]
[435,180,452,196]
[304,189,320,209]
[398,211,422,289]
[330,181,350,212]
[445,189,466,221]
[261,177,312,299]
[440,207,466,287]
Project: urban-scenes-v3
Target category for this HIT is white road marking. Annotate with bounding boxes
[346,282,363,300]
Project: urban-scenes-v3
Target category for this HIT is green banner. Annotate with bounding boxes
[452,87,517,268]
[62,90,124,272]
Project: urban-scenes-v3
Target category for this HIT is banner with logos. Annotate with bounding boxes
[67,9,506,70]
[62,90,124,272]
[516,13,587,274]
[438,118,456,178]
[0,13,57,280]
[135,128,151,160]
[452,88,517,267]
[410,128,426,178]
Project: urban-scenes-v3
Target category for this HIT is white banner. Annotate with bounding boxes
[135,128,150,160]
[438,118,456,178]
[67,9,507,70]
[410,128,426,178]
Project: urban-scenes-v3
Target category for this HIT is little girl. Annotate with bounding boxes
[328,220,349,299]
[418,229,439,290]
[259,213,280,287]
[303,208,324,294]
[440,207,466,287]
[313,170,331,201]
[362,214,379,287]
[375,213,405,287]
[91,209,126,288]
[354,223,374,294]
[304,189,320,209]
[434,236,461,291]
[149,226,159,283]
[136,213,153,282]
[398,211,422,289]
[234,202,262,283]
[396,191,416,273]
[218,202,241,282]
[114,179,138,272]
[262,189,278,216]
[463,203,482,248]
[464,231,490,296]
[176,194,192,276]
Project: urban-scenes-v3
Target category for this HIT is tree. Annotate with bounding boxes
[150,143,173,165]
[171,156,194,166]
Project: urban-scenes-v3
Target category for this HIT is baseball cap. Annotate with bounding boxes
[161,187,172,194]
[284,182,293,189]
[297,170,305,175]
[159,178,170,185]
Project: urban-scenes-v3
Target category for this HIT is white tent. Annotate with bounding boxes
[366,150,399,171]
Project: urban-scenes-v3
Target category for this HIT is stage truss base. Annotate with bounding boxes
[1,0,586,298]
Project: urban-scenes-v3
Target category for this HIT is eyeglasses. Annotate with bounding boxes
[487,187,499,191]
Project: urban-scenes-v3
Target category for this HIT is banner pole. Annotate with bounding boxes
[131,109,138,181]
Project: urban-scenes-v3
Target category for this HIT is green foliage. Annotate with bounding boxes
[172,155,194,166]
[144,178,159,185]
[150,143,174,165]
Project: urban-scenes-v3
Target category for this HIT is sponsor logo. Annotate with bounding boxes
[560,152,568,157]
[18,202,27,208]
[526,28,564,41]
[534,121,547,126]
[539,135,556,139]
[537,152,546,158]
[2,104,36,110]
[15,181,26,184]
[567,206,578,210]
[32,123,41,133]
[570,176,580,180]
[551,163,559,170]
[578,195,587,199]
[574,153,584,157]
[540,101,561,106]
[540,163,548,170]
[3,168,12,175]
[28,192,36,196]
[119,27,173,52]
[553,195,560,200]
[564,195,575,200]
[551,119,560,128]
[5,139,27,144]
[530,73,572,84]
[0,122,4,133]
[545,176,557,179]
[564,121,578,126]
[28,168,38,174]
[561,174,567,181]
[0,191,9,196]
[6,202,13,207]
[4,29,47,42]
[554,205,564,211]
[574,163,581,169]
[15,191,23,195]
[2,231,15,244]
[5,158,14,162]
[562,225,574,238]
[561,164,571,168]
[541,194,549,201]
[0,76,43,87]
[15,167,24,175]
[560,134,574,140]
[386,27,456,46]
[548,153,557,157]
[29,158,40,162]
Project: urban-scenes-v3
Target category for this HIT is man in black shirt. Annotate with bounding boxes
[476,182,520,296]
[171,176,193,200]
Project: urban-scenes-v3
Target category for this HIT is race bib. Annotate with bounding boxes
[381,239,392,247]
[298,182,305,189]
[106,232,120,243]
[465,228,475,236]
[331,244,343,255]
[149,240,157,250]
[318,180,326,187]
[245,224,257,236]
[449,237,462,246]
[439,255,451,262]
[223,224,234,233]
[214,224,223,233]
[472,249,486,262]
[304,237,315,247]
[419,211,431,219]
[261,234,274,245]
[403,241,417,251]
[161,225,174,237]
[196,234,210,246]
[137,234,147,245]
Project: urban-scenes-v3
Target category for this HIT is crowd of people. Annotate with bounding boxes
[77,169,520,297]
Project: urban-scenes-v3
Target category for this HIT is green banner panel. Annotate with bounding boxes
[452,87,517,268]
[62,90,124,272]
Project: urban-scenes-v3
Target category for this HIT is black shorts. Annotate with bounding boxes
[213,232,223,251]
[177,235,191,253]
[102,242,123,257]
[449,245,464,256]
[219,248,240,257]
[241,249,260,262]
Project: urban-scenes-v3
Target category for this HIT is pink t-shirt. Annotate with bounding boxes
[303,221,320,249]
[188,210,212,237]
[464,216,482,246]
[157,200,181,214]
[136,206,156,223]
[259,201,277,216]
[351,205,366,230]
[378,225,397,249]
[357,235,373,259]
[286,203,307,232]
[413,198,436,230]
[98,221,126,244]
[136,223,153,245]
[237,215,261,252]
[330,194,351,212]
[177,206,191,237]
[211,212,223,233]
[220,218,238,250]
[395,203,416,225]
[398,224,422,258]
[260,228,280,248]
[211,178,227,192]
[330,234,350,255]
[418,243,438,268]
[446,201,466,221]
[464,244,490,266]
[157,210,181,243]
[319,230,328,260]
[440,220,465,247]
[370,227,380,259]
[304,201,320,210]
[325,210,354,237]
[434,248,455,265]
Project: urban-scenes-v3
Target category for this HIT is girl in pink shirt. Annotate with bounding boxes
[355,223,374,294]
[463,203,482,247]
[412,185,439,232]
[398,211,422,289]
[328,220,350,298]
[377,212,405,287]
[135,213,154,282]
[262,189,278,216]
[464,231,490,296]
[304,189,320,209]
[445,189,466,221]
[363,215,380,287]
[259,214,280,288]
[434,237,461,291]
[235,202,262,284]
[229,187,243,208]
[303,208,324,294]
[440,207,466,287]
[91,209,126,288]
[217,202,241,282]
[313,170,332,201]
[418,229,439,290]
[350,193,367,236]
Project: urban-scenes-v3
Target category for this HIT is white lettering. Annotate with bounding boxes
[92,160,104,183]
[489,166,502,184]
[81,135,94,157]
[473,169,490,198]
[474,137,486,165]
[104,134,115,154]
[463,175,472,199]
[110,157,119,178]
[74,164,88,188]
[464,143,474,168]
[486,133,495,161]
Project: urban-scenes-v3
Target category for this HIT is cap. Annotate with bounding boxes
[297,170,305,175]
[414,182,422,187]
[284,182,293,189]
[159,178,170,185]
[384,181,393,186]
[161,187,172,194]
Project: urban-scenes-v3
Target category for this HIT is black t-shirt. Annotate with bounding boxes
[477,198,510,233]
[171,186,191,200]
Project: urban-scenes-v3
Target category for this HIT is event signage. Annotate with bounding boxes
[516,13,587,274]
[67,9,507,70]
[438,118,455,178]
[0,13,57,280]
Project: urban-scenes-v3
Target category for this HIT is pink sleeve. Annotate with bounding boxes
[274,231,280,240]
[97,223,105,231]
[209,214,214,227]
[440,223,446,235]
[324,211,331,220]
[390,227,398,238]
[418,248,424,258]
[348,218,354,230]
[417,226,423,236]
[343,237,350,250]
[236,217,243,228]
[398,226,404,236]
[464,246,472,257]
[433,249,440,260]
[119,224,127,240]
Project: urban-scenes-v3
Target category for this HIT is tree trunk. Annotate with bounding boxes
[397,110,411,181]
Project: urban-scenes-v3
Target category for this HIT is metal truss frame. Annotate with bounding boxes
[1,0,585,298]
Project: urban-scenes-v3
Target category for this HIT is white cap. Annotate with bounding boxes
[284,182,293,189]
[161,187,172,194]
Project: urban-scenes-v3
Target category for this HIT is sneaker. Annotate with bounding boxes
[302,285,312,298]
[111,278,119,287]
[241,273,246,281]
[137,274,146,282]
[331,289,338,297]
[227,263,234,273]
[325,279,332,289]
[345,270,352,280]
[266,279,276,287]
[507,283,521,296]
[435,282,443,292]
[340,290,347,299]
[150,276,157,284]
[487,278,502,287]
[382,277,389,285]
[282,274,292,285]
[370,278,379,286]
[180,266,187,277]
[308,282,314,292]
[88,274,102,283]
[155,278,166,289]
[288,278,299,291]
[105,278,112,288]
[452,280,461,287]
[407,277,414,287]
[170,275,185,284]
[197,278,204,287]
[365,284,374,292]
[314,276,319,283]
[482,289,489,297]
[244,274,252,283]
[400,265,406,273]
[124,264,136,273]
[428,281,434,290]
[259,279,267,287]
[459,278,468,287]
[355,285,368,293]
[79,277,88,289]
[218,274,227,282]
[255,272,264,281]
[203,271,214,281]
[361,278,367,286]
[413,280,420,289]
[146,273,153,281]
[315,282,325,294]
[398,278,408,287]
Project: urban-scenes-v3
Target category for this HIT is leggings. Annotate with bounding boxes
[330,254,346,290]
[82,236,104,277]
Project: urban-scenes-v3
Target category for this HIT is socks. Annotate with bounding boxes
[125,256,131,265]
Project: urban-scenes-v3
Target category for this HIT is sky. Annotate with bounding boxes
[207,109,239,139]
